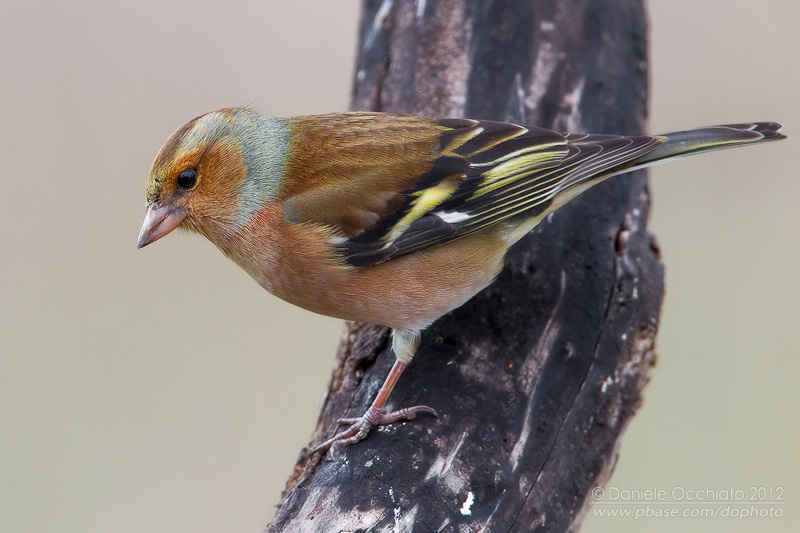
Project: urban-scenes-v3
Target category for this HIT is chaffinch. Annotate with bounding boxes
[138,109,784,451]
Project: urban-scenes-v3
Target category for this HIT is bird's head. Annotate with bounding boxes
[137,107,289,248]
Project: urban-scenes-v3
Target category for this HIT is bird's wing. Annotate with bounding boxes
[282,115,663,267]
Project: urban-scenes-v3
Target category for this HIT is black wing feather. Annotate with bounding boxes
[341,119,662,267]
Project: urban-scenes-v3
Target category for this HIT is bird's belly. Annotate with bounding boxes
[251,230,510,330]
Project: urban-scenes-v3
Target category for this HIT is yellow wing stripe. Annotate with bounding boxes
[478,148,566,186]
[465,170,573,222]
[468,141,566,168]
[440,127,484,155]
[382,178,461,245]
[458,127,529,157]
[440,124,535,157]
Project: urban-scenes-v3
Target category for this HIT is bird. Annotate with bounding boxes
[137,108,785,452]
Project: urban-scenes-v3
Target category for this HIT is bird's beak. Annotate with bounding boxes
[138,204,186,249]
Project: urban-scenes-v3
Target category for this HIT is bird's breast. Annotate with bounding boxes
[224,204,510,330]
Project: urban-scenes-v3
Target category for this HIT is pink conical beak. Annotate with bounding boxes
[137,204,186,248]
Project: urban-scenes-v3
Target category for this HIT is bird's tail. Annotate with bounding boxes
[626,122,786,172]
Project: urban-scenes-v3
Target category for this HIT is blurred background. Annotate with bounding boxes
[1,1,797,531]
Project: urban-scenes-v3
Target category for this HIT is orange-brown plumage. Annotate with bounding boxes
[138,108,784,451]
[223,201,508,330]
[281,113,442,198]
[281,113,443,237]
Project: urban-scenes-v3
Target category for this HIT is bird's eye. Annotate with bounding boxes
[177,168,197,189]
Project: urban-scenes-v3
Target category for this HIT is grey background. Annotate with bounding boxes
[1,1,797,531]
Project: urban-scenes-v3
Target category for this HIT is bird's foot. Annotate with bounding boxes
[312,404,437,454]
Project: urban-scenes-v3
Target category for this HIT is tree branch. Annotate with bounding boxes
[266,1,662,531]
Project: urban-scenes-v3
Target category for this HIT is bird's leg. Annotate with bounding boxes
[312,329,437,453]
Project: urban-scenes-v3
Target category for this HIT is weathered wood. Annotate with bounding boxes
[266,1,662,531]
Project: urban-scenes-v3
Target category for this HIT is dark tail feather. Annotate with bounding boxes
[628,122,786,170]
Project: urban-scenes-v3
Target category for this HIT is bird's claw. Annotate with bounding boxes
[312,404,437,455]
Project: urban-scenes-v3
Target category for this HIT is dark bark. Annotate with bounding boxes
[266,1,662,531]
